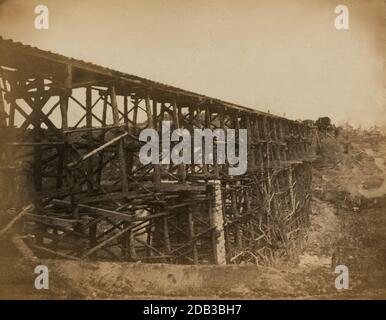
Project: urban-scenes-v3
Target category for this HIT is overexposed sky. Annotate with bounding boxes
[0,0,384,127]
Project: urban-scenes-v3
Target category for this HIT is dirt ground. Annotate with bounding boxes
[1,129,386,299]
[283,130,386,299]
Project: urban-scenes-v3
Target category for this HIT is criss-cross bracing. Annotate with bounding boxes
[0,37,315,264]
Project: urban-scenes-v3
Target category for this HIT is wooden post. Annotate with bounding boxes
[152,98,158,129]
[0,84,7,128]
[188,106,195,175]
[257,116,264,166]
[128,229,137,259]
[33,79,44,192]
[123,95,129,129]
[60,65,71,192]
[86,86,93,192]
[172,97,186,182]
[8,78,15,128]
[89,223,97,259]
[121,222,129,260]
[279,120,286,161]
[56,145,64,189]
[288,166,296,218]
[232,189,242,250]
[60,93,69,131]
[208,182,226,264]
[246,115,256,171]
[110,84,129,194]
[163,216,171,256]
[60,88,75,215]
[133,98,139,132]
[97,93,108,185]
[146,221,153,257]
[245,189,255,246]
[145,92,161,190]
[187,209,198,264]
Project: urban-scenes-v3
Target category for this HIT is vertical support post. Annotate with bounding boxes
[279,120,286,161]
[0,76,14,205]
[0,83,7,128]
[145,92,161,190]
[257,116,264,166]
[133,98,139,132]
[163,216,171,256]
[97,92,108,185]
[110,84,129,194]
[273,120,280,162]
[121,222,129,260]
[86,86,93,192]
[264,116,271,171]
[127,97,137,176]
[246,115,256,171]
[208,182,226,264]
[172,96,186,182]
[188,106,195,175]
[146,220,153,257]
[245,189,255,246]
[124,94,132,175]
[8,78,15,128]
[33,78,44,192]
[60,87,73,212]
[129,229,137,260]
[187,208,198,264]
[123,95,129,129]
[60,63,71,192]
[61,63,72,132]
[89,223,97,259]
[288,165,296,220]
[232,189,242,250]
[152,98,158,129]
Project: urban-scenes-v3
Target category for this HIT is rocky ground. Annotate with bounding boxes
[0,129,385,299]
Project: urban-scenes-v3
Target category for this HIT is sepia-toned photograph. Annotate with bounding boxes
[0,0,385,305]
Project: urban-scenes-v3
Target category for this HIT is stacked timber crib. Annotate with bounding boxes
[0,37,315,264]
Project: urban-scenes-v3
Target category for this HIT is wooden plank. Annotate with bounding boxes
[52,199,169,222]
[32,244,81,261]
[26,213,79,228]
[67,132,129,168]
[63,125,122,134]
[82,220,147,258]
[0,204,33,239]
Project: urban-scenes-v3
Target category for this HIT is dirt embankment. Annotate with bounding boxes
[293,130,386,298]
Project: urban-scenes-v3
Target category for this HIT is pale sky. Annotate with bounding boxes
[0,0,384,127]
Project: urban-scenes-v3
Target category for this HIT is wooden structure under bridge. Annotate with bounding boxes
[0,37,315,264]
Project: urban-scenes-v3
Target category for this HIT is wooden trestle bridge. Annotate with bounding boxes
[0,37,315,264]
